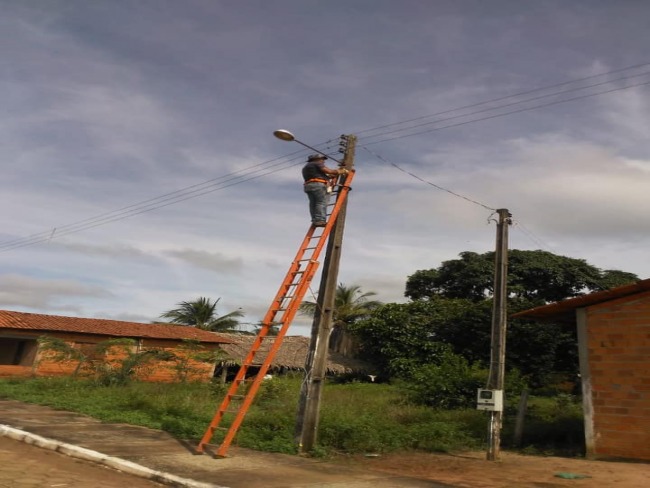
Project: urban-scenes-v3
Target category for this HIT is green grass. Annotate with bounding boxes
[0,376,583,457]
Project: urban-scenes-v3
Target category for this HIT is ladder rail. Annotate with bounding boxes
[196,170,355,455]
[214,259,320,456]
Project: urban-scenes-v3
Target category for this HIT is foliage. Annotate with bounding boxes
[405,250,639,303]
[0,376,584,457]
[159,296,244,332]
[36,336,89,376]
[300,283,382,355]
[398,350,487,409]
[504,394,584,455]
[37,336,216,386]
[348,301,453,377]
[358,250,638,388]
[163,339,224,382]
[37,336,167,386]
[350,296,579,388]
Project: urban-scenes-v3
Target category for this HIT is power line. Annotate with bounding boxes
[362,146,496,211]
[511,219,554,252]
[4,62,650,251]
[0,142,342,252]
[360,73,650,145]
[0,152,310,252]
[354,61,650,137]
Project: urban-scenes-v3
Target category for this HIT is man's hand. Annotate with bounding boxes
[338,168,349,175]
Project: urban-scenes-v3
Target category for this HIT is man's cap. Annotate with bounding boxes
[307,154,328,162]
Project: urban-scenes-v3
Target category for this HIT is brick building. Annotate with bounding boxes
[514,279,650,461]
[0,310,232,382]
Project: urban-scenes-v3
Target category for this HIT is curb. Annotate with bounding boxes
[0,424,228,488]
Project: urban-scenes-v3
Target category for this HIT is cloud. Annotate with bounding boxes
[164,249,244,274]
[0,274,112,311]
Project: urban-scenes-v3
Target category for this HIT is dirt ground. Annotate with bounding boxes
[0,436,164,488]
[339,450,649,488]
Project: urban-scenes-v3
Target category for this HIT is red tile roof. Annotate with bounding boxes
[0,310,233,344]
[512,278,650,324]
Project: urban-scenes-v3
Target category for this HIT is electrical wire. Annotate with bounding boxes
[359,73,650,145]
[0,142,342,252]
[362,146,496,211]
[353,61,650,137]
[511,219,554,252]
[0,153,310,252]
[4,63,650,252]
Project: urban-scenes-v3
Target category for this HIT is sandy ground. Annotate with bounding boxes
[338,450,649,488]
[0,436,165,488]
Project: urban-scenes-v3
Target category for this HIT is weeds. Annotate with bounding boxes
[0,376,583,457]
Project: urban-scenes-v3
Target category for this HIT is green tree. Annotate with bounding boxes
[300,283,382,356]
[359,250,638,388]
[405,250,639,303]
[160,297,244,332]
[348,300,454,377]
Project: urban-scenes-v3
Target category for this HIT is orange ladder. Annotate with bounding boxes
[197,169,355,457]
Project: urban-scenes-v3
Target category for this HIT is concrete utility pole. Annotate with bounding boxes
[294,134,356,453]
[486,208,512,461]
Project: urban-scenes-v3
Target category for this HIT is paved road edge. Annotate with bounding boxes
[0,424,228,488]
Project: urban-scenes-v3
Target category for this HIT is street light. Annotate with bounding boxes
[273,129,343,164]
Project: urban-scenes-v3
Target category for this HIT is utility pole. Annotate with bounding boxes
[486,208,512,461]
[295,134,356,453]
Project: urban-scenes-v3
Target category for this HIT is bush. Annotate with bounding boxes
[399,350,485,409]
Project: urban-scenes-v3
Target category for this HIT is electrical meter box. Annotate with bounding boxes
[476,389,503,411]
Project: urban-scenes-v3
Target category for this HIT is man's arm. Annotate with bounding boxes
[319,163,348,176]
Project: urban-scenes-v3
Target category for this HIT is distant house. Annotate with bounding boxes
[0,310,233,382]
[513,279,650,461]
[216,333,373,381]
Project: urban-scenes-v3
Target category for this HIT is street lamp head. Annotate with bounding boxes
[273,129,295,142]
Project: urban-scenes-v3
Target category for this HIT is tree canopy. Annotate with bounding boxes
[160,297,244,332]
[405,250,639,303]
[352,250,639,388]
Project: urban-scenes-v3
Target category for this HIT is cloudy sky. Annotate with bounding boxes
[1,1,649,334]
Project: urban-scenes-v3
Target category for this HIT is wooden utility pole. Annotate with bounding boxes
[486,208,512,461]
[294,134,356,453]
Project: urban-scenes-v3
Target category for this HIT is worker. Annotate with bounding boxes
[302,154,348,227]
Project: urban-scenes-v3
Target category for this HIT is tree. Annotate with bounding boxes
[348,300,456,377]
[406,250,639,303]
[357,250,639,387]
[299,283,382,355]
[160,297,244,332]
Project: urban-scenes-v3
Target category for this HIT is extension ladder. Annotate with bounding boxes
[197,169,355,457]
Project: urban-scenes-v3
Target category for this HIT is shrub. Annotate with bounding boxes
[399,350,485,409]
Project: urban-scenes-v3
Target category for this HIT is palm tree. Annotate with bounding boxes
[299,284,382,356]
[160,297,244,332]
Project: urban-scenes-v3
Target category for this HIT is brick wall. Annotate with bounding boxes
[0,331,219,383]
[586,291,650,461]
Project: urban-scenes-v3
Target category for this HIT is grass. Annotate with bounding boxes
[0,376,583,457]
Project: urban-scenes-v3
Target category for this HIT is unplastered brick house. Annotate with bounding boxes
[0,310,233,382]
[514,279,650,461]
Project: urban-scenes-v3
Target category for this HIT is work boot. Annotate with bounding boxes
[313,221,327,227]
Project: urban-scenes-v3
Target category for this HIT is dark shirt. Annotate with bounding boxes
[302,161,328,182]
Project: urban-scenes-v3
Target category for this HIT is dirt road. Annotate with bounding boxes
[342,450,649,488]
[0,436,165,488]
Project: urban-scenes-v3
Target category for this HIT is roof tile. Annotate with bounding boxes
[0,310,233,344]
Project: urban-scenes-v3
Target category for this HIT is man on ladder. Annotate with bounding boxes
[302,154,348,227]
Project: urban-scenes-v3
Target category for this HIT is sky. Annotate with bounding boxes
[1,0,650,335]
